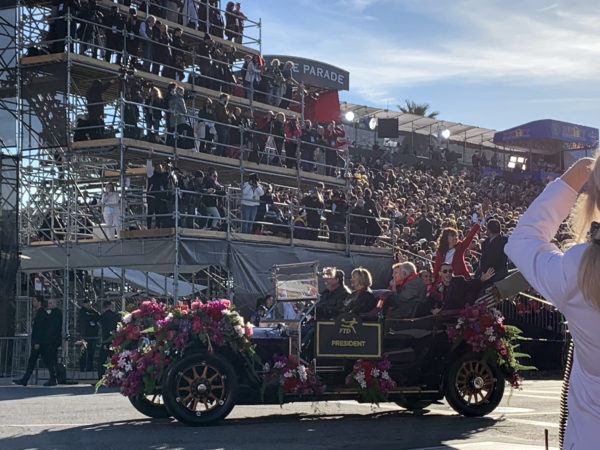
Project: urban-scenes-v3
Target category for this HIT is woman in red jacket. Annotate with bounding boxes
[432,199,489,282]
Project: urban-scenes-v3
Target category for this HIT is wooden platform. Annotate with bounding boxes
[29,228,393,256]
[20,52,290,116]
[70,137,346,188]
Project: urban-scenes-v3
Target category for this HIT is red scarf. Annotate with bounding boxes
[397,273,419,292]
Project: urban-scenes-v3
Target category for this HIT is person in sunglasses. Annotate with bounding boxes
[431,263,495,312]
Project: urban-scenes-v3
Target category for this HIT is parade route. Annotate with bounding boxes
[0,377,561,449]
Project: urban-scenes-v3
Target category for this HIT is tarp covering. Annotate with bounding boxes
[22,237,394,316]
[90,267,206,297]
[493,119,599,154]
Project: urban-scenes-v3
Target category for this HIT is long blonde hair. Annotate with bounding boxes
[574,153,600,307]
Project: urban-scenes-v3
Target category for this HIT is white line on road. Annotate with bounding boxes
[505,418,559,429]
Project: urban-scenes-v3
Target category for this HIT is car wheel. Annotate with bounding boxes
[129,393,171,419]
[444,352,505,417]
[162,352,238,426]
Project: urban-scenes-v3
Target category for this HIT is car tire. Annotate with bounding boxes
[129,393,171,419]
[162,352,238,426]
[444,352,505,417]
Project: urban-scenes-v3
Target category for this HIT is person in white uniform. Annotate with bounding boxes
[102,182,120,238]
[505,156,597,449]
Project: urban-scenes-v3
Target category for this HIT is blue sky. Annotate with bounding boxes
[243,0,600,132]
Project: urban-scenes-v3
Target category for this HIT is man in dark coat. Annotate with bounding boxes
[390,262,428,318]
[98,300,120,378]
[146,154,170,229]
[416,213,434,242]
[476,219,509,285]
[39,298,63,386]
[317,268,351,320]
[434,263,495,311]
[102,5,124,64]
[13,297,44,386]
[79,298,101,372]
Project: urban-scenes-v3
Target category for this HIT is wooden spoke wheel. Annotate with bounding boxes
[129,393,170,419]
[444,352,505,417]
[162,352,238,426]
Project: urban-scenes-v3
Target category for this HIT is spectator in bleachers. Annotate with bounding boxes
[224,2,236,41]
[146,154,170,228]
[303,186,324,241]
[324,121,343,177]
[140,14,157,73]
[266,58,283,107]
[86,78,113,136]
[272,112,286,166]
[144,85,163,143]
[241,173,264,234]
[76,0,102,58]
[195,98,216,153]
[201,167,224,229]
[198,0,209,32]
[164,0,179,23]
[208,0,224,38]
[171,27,187,82]
[102,5,124,65]
[300,119,316,172]
[214,93,231,157]
[102,182,120,238]
[125,8,141,68]
[182,0,199,29]
[277,60,296,109]
[284,115,301,169]
[244,54,262,100]
[196,33,214,88]
[233,3,247,44]
[167,85,188,146]
[156,22,174,78]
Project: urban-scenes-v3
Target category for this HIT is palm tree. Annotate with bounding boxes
[397,100,439,119]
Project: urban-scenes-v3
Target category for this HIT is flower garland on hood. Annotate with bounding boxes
[96,299,259,397]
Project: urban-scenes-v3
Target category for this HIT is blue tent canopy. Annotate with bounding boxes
[493,119,599,154]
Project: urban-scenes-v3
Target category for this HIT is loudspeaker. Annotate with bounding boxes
[377,118,398,138]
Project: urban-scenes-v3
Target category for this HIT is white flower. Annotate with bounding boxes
[165,313,173,321]
[297,365,307,382]
[124,363,132,372]
[274,361,286,369]
[457,317,464,326]
[381,371,390,381]
[371,368,380,378]
[122,314,132,324]
[263,362,271,372]
[234,325,244,337]
[485,327,494,336]
[488,335,496,342]
[283,370,294,378]
[359,380,367,389]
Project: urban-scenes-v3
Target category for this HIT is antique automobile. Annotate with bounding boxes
[104,262,526,426]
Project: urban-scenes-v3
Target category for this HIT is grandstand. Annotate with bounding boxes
[0,0,394,376]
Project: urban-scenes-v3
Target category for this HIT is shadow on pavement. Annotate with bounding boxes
[0,409,501,450]
[0,384,118,400]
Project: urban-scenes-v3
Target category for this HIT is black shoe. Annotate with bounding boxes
[43,379,57,387]
[12,378,27,386]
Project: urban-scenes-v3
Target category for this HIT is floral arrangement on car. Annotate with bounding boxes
[446,302,533,389]
[345,355,397,404]
[261,354,325,404]
[96,299,259,397]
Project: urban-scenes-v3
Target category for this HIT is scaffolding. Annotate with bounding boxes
[1,0,396,378]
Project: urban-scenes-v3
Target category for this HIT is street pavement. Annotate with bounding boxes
[0,377,562,449]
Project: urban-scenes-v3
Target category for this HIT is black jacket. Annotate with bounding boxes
[31,308,46,346]
[477,234,509,283]
[442,276,484,310]
[317,284,351,320]
[100,310,121,342]
[345,288,377,315]
[79,306,101,338]
[41,308,63,349]
[416,218,434,242]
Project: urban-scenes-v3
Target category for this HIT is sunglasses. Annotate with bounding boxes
[441,269,453,274]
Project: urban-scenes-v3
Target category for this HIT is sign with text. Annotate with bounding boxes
[316,314,381,358]
[263,55,350,91]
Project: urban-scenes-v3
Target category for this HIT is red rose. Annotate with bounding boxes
[479,316,494,330]
[462,327,476,341]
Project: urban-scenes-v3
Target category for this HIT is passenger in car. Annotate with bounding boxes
[317,267,351,320]
[432,263,495,311]
[344,268,377,315]
[389,262,428,318]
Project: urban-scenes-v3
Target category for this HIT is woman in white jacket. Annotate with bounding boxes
[102,182,120,238]
[240,173,263,234]
[505,156,597,449]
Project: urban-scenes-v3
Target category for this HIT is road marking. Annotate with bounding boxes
[510,393,560,400]
[414,443,557,450]
[518,389,562,395]
[505,418,559,429]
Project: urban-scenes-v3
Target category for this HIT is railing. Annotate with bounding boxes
[0,336,29,378]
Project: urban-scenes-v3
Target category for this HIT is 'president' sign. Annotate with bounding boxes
[263,55,350,91]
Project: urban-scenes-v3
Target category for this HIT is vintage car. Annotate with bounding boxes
[118,263,523,426]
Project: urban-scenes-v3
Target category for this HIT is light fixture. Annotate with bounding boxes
[368,117,377,130]
[344,111,355,122]
[441,129,451,140]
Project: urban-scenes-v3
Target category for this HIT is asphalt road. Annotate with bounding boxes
[0,377,562,450]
